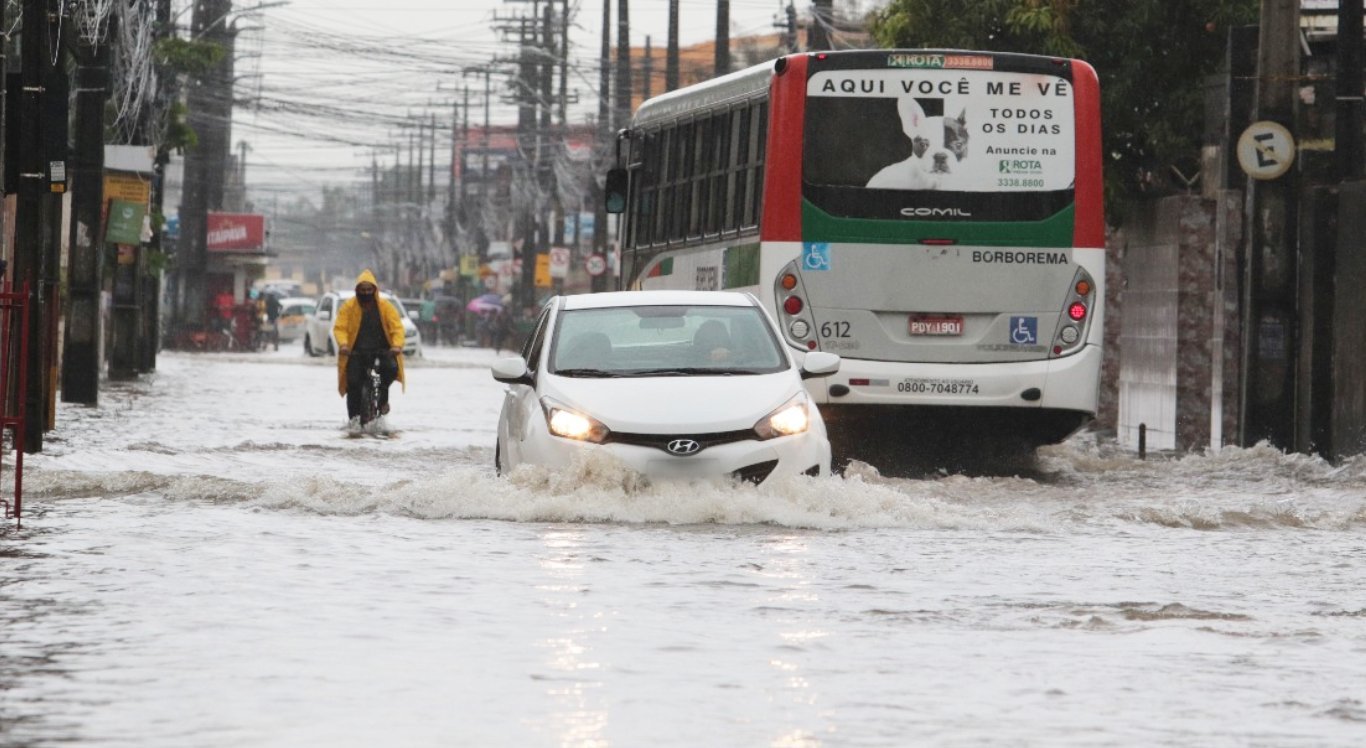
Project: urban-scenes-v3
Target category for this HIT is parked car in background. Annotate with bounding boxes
[275,297,316,343]
[304,290,422,358]
[259,280,304,299]
[492,290,840,485]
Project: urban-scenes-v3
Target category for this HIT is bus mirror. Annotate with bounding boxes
[604,168,627,214]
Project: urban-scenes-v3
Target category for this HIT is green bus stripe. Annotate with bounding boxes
[801,199,1075,248]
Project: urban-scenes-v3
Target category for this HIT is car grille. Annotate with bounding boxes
[607,429,754,454]
[733,459,779,485]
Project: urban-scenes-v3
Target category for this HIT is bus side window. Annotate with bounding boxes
[748,101,769,228]
[656,127,674,246]
[689,118,707,239]
[642,130,660,247]
[674,120,693,242]
[711,111,730,236]
[730,106,750,232]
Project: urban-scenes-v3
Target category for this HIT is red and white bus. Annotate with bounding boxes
[608,50,1104,467]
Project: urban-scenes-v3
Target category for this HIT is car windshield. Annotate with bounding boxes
[549,304,788,377]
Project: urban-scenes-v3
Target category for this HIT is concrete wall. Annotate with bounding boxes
[1331,181,1366,458]
[1106,194,1242,453]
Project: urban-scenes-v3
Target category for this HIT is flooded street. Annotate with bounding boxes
[3,348,1366,746]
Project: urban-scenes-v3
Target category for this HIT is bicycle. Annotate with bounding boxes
[350,350,393,432]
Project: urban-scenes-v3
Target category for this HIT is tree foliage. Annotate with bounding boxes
[870,0,1259,221]
[154,37,226,79]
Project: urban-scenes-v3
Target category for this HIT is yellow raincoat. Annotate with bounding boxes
[335,269,406,396]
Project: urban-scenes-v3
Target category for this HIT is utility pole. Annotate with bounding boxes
[446,99,459,264]
[63,8,113,405]
[14,0,61,451]
[0,0,6,255]
[1337,0,1363,180]
[666,0,679,92]
[1239,0,1300,449]
[179,0,234,335]
[780,3,798,54]
[463,64,497,265]
[559,0,570,127]
[145,0,175,374]
[593,0,611,292]
[809,0,833,51]
[616,0,631,130]
[643,36,653,100]
[715,0,730,77]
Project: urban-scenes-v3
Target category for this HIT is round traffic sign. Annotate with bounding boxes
[1237,121,1296,180]
[585,253,607,277]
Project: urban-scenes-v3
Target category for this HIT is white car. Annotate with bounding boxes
[492,290,840,485]
[274,296,316,343]
[304,290,422,358]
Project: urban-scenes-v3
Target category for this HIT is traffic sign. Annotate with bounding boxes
[585,253,607,277]
[1237,121,1295,180]
[549,246,571,279]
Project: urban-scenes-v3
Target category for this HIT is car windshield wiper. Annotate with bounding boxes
[552,367,618,378]
[625,367,759,377]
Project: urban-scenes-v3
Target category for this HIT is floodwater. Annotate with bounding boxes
[3,347,1365,747]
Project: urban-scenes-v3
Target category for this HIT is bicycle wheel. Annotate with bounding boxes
[368,370,383,425]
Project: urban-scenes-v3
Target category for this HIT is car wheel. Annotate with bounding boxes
[304,334,317,357]
[327,338,335,356]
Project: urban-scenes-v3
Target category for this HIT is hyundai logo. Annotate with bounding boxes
[666,439,701,456]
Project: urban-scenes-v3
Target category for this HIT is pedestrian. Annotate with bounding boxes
[213,290,235,340]
[490,307,513,354]
[476,310,492,349]
[334,270,407,433]
[265,291,281,350]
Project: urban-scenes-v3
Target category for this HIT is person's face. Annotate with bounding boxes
[357,283,377,303]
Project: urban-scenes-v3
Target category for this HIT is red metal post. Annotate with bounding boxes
[0,281,31,528]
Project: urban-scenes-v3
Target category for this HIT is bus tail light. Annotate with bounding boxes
[1050,267,1096,359]
[776,260,820,352]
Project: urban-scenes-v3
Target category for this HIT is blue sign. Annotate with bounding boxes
[802,242,831,271]
[164,215,180,240]
[1010,316,1038,345]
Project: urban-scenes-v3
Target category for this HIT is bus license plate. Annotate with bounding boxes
[909,315,963,336]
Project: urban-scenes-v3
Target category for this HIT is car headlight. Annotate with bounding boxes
[753,393,810,440]
[541,397,611,443]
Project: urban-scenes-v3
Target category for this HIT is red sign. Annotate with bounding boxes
[206,212,267,252]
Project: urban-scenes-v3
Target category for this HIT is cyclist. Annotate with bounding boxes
[334,270,406,432]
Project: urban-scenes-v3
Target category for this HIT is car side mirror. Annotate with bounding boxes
[491,356,532,385]
[317,310,332,321]
[800,351,841,379]
[407,310,420,321]
[604,168,627,214]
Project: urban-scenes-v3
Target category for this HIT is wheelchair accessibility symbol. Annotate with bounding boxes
[1009,316,1038,345]
[802,242,831,271]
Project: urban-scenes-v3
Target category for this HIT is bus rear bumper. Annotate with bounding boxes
[807,344,1102,413]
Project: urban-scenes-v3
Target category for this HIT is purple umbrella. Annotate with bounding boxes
[467,293,503,313]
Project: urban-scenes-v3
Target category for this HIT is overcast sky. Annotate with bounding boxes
[213,0,827,204]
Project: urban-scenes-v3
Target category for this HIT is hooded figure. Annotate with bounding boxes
[334,270,406,418]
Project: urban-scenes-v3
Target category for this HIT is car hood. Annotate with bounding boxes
[541,372,801,434]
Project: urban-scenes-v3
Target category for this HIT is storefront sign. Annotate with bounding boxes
[207,212,267,252]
